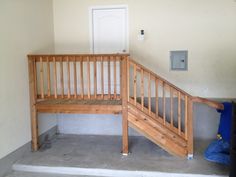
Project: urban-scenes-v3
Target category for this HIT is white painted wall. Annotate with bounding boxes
[1,0,235,159]
[53,0,236,98]
[53,0,236,139]
[0,0,56,159]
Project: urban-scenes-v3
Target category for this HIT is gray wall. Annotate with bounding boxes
[56,102,222,140]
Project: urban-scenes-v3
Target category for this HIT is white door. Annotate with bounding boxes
[91,6,128,54]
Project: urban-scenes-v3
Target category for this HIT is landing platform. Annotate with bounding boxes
[13,135,228,177]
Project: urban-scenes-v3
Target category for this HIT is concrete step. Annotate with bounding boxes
[5,171,103,177]
[11,164,227,177]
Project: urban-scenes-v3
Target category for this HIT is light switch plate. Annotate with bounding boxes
[170,50,188,71]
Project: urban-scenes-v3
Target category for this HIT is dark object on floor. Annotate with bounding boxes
[39,135,52,152]
[229,102,236,177]
[204,102,233,165]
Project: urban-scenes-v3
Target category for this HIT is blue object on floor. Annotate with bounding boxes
[217,102,233,143]
[204,139,230,165]
[204,102,233,165]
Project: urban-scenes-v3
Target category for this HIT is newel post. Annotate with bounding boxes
[28,56,39,151]
[121,55,129,155]
[187,99,193,159]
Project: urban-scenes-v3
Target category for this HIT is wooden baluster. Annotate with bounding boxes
[187,99,193,157]
[170,87,174,126]
[74,57,77,98]
[114,57,117,99]
[108,57,111,99]
[141,69,144,111]
[60,57,64,98]
[155,78,159,117]
[185,95,188,139]
[178,91,181,135]
[46,57,51,97]
[87,56,91,99]
[120,57,123,99]
[53,57,57,98]
[127,59,129,101]
[94,57,97,99]
[67,57,71,98]
[148,73,151,115]
[133,64,137,105]
[39,57,44,99]
[33,57,38,99]
[101,57,104,99]
[80,58,84,99]
[163,82,166,125]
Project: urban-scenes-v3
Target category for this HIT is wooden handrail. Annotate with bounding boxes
[129,58,192,97]
[129,58,224,110]
[191,97,224,110]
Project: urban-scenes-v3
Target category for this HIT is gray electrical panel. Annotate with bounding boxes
[170,50,188,71]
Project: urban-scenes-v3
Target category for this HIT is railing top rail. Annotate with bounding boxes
[129,58,192,97]
[28,53,130,58]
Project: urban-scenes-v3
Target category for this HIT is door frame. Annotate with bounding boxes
[89,5,129,54]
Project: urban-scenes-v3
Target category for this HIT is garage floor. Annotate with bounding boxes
[8,134,229,177]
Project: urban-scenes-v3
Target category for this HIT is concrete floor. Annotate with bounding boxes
[11,134,229,176]
[5,171,101,177]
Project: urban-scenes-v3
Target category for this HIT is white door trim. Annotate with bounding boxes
[89,5,129,54]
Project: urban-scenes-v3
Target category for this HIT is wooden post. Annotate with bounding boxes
[122,56,128,155]
[28,57,38,151]
[187,99,194,159]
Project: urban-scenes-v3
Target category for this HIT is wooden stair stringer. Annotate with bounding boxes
[128,107,188,157]
[128,103,187,148]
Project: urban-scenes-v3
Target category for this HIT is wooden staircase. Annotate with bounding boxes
[125,58,224,158]
[27,54,224,158]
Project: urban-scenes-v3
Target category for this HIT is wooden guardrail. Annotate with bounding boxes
[28,54,129,102]
[127,58,224,156]
[28,54,223,156]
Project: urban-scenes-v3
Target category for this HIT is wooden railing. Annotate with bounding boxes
[128,59,191,138]
[28,53,223,156]
[28,54,129,102]
[127,58,224,156]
